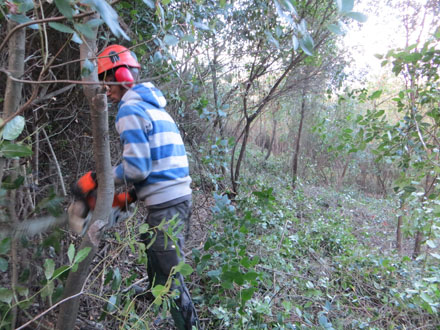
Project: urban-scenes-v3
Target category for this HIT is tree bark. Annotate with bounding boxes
[2,19,26,329]
[413,230,423,259]
[264,118,277,161]
[336,158,350,191]
[232,120,251,193]
[292,92,306,189]
[56,15,114,330]
[396,201,404,254]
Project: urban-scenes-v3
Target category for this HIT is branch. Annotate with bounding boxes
[15,291,84,330]
[42,128,67,196]
[0,0,123,53]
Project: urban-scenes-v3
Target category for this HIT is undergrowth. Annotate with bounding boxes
[192,156,440,329]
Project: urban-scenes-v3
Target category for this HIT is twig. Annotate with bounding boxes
[121,276,149,293]
[42,128,67,196]
[0,0,123,53]
[15,291,84,330]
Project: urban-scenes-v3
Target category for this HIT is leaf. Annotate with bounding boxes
[74,23,95,39]
[193,21,210,31]
[86,18,104,28]
[426,240,437,249]
[318,314,331,327]
[151,284,168,305]
[40,281,54,299]
[1,175,24,190]
[327,23,344,35]
[207,269,221,278]
[340,0,354,13]
[403,186,416,193]
[0,238,11,254]
[241,287,255,304]
[266,31,280,49]
[401,52,423,63]
[0,288,13,304]
[48,22,75,34]
[373,110,385,117]
[164,34,179,46]
[74,247,91,264]
[0,142,32,158]
[139,224,149,234]
[243,271,259,281]
[107,294,118,312]
[345,11,368,23]
[142,0,155,9]
[292,35,299,50]
[81,58,95,77]
[430,252,440,259]
[67,244,75,264]
[72,32,83,44]
[335,0,343,12]
[8,14,39,29]
[111,267,122,291]
[178,263,193,276]
[0,257,8,272]
[151,284,166,297]
[54,0,74,19]
[44,259,55,280]
[420,292,433,304]
[52,265,70,279]
[181,34,195,43]
[16,285,28,297]
[274,0,295,25]
[299,36,314,56]
[18,0,34,13]
[370,90,382,100]
[3,116,25,140]
[36,192,64,216]
[82,0,129,40]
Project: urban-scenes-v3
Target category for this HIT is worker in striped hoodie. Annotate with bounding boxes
[74,45,199,329]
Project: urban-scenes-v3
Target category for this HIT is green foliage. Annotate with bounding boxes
[354,34,440,254]
[193,168,440,328]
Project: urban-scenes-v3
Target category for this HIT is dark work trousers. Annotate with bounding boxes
[142,199,199,330]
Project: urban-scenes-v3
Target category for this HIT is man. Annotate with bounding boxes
[75,45,199,329]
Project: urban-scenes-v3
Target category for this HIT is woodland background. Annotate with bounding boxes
[0,0,440,329]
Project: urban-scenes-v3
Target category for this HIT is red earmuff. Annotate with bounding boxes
[114,67,134,88]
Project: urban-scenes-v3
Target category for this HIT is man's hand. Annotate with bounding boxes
[112,188,137,211]
[74,171,97,196]
[71,171,97,210]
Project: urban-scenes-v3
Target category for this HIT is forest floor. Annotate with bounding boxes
[28,183,430,329]
[301,186,414,257]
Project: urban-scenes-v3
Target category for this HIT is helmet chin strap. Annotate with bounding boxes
[114,66,134,88]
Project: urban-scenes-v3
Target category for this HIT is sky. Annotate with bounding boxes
[342,0,437,81]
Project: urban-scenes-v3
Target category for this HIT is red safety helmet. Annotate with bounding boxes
[97,45,140,75]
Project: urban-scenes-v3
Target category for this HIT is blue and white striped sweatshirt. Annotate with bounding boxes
[113,82,192,206]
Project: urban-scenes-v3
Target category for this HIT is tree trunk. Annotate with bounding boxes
[2,19,26,329]
[336,158,350,191]
[264,119,277,161]
[56,15,114,330]
[413,230,423,259]
[232,120,251,193]
[396,201,404,254]
[210,43,227,180]
[292,92,306,189]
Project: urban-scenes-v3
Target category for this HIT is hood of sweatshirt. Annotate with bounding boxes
[120,82,167,109]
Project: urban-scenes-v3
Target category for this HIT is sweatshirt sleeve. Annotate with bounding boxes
[113,103,153,185]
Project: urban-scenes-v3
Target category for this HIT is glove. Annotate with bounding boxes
[112,188,137,211]
[73,171,97,197]
[71,171,97,210]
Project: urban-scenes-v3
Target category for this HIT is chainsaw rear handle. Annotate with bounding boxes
[112,188,137,210]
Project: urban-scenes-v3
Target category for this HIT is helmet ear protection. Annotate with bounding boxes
[114,67,134,88]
